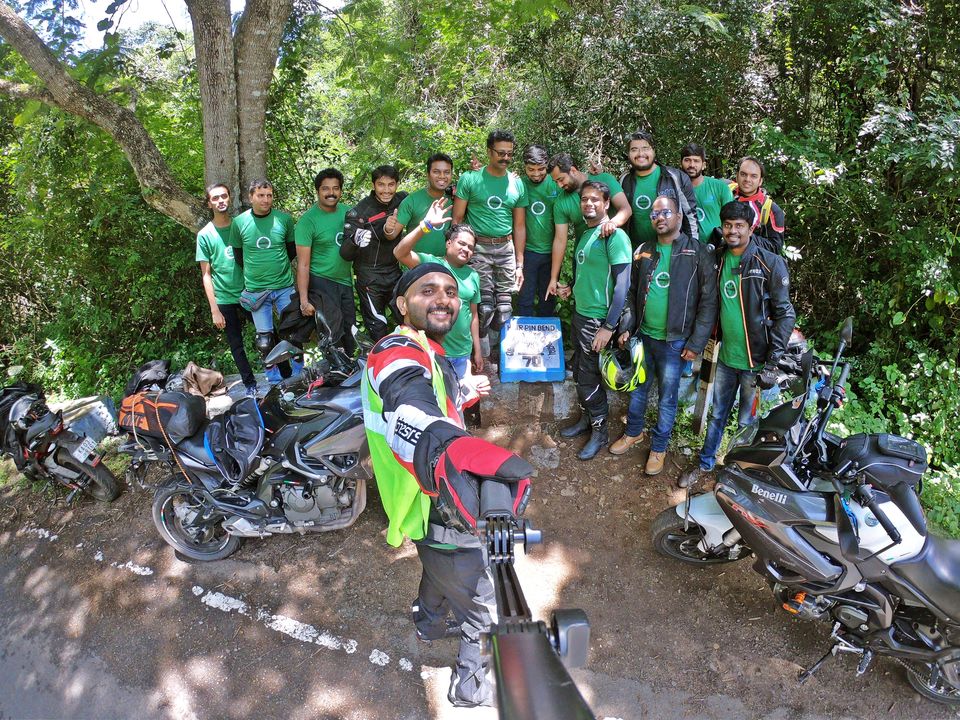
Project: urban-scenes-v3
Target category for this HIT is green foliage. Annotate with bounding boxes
[2,0,959,529]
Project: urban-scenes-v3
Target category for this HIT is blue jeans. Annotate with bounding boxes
[448,356,469,382]
[699,361,759,470]
[624,335,685,453]
[517,250,556,317]
[250,285,304,384]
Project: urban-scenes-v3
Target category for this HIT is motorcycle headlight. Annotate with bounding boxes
[727,423,758,452]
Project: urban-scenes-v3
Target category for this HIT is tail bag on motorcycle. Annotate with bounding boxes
[119,391,205,444]
[204,397,265,484]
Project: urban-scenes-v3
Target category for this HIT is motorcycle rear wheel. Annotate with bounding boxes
[907,663,960,706]
[58,454,121,502]
[152,485,241,561]
[651,508,738,565]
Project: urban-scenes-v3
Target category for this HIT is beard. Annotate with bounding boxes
[423,305,456,340]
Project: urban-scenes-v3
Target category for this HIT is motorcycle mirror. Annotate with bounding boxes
[264,340,304,367]
[840,317,854,346]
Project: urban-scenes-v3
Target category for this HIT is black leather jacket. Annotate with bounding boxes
[621,232,717,354]
[714,236,795,368]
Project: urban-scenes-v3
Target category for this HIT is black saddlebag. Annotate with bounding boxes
[204,397,264,484]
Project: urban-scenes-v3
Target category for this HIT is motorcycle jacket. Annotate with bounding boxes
[622,232,718,354]
[361,326,468,546]
[620,163,699,243]
[714,235,795,369]
[339,191,408,286]
[729,184,786,256]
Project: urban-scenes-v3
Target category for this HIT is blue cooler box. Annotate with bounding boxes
[499,316,565,383]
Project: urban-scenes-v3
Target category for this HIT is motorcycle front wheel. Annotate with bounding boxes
[152,484,241,561]
[907,663,960,706]
[651,508,739,565]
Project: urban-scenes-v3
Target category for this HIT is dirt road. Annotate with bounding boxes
[0,380,953,720]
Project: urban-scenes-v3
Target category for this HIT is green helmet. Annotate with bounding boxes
[599,337,645,392]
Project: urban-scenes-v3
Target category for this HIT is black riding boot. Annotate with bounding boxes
[577,415,609,460]
[560,406,590,438]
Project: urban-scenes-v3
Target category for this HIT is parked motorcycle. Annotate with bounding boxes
[651,318,960,705]
[0,382,121,502]
[119,341,371,561]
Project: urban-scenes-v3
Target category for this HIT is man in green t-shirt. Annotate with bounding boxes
[452,130,529,359]
[517,144,561,317]
[394,199,483,383]
[618,130,699,248]
[558,181,632,461]
[294,168,356,356]
[680,142,735,245]
[395,153,454,257]
[677,142,735,376]
[229,178,302,384]
[196,183,257,397]
[611,194,717,476]
[679,201,795,489]
[544,153,632,303]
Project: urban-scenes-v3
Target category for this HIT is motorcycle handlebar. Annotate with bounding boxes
[857,485,902,545]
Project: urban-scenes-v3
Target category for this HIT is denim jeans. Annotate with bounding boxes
[517,250,556,317]
[250,285,304,383]
[699,360,759,470]
[624,334,685,453]
[448,356,469,382]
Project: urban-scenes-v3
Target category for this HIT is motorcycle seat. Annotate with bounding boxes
[892,535,960,619]
[25,410,62,446]
[174,427,216,468]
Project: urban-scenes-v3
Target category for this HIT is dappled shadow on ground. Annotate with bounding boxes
[0,378,952,720]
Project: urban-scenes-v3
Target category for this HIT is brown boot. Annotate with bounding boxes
[645,450,666,475]
[609,431,647,455]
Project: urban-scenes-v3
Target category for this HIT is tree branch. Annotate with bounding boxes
[0,78,53,102]
[0,2,207,231]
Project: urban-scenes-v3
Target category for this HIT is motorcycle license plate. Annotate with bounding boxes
[71,436,97,463]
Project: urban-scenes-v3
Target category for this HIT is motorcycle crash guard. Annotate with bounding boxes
[204,397,265,485]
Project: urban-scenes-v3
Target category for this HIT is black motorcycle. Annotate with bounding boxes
[119,341,371,561]
[0,382,120,502]
[652,319,960,705]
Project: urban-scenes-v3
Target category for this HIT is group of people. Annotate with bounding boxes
[194,127,797,708]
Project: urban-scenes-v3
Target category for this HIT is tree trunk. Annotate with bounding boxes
[234,0,294,195]
[185,0,241,205]
[0,2,208,231]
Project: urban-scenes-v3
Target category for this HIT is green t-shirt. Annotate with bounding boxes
[455,168,529,237]
[572,225,632,320]
[718,254,759,370]
[294,203,352,286]
[195,222,244,305]
[630,166,662,247]
[553,172,625,244]
[640,242,673,340]
[397,188,450,256]
[229,209,295,292]
[419,253,481,358]
[693,176,735,244]
[522,175,560,255]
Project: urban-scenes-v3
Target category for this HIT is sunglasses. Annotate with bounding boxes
[649,209,675,220]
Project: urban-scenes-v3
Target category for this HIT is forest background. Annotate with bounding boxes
[0,0,958,531]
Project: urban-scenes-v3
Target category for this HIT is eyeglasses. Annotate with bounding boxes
[649,209,675,220]
[492,150,514,159]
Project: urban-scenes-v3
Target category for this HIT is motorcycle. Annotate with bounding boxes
[0,382,121,503]
[118,340,371,561]
[651,318,960,705]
